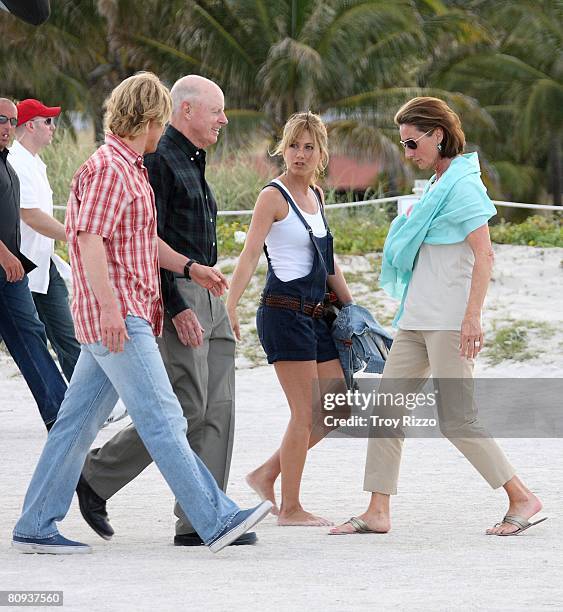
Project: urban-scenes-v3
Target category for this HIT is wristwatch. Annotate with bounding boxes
[183,259,199,280]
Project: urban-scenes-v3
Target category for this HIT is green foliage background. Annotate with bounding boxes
[1,0,561,205]
[44,133,562,261]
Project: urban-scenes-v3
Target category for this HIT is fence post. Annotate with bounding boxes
[396,179,428,216]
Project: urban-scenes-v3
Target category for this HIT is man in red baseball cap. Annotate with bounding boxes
[0,97,66,429]
[11,99,75,381]
[16,99,60,129]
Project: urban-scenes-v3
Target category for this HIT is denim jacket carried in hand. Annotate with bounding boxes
[331,304,393,389]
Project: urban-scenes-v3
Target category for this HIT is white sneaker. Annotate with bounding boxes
[102,400,128,428]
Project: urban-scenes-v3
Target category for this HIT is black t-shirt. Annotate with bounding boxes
[0,148,21,257]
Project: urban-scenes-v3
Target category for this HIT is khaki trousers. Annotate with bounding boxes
[83,280,236,535]
[363,329,515,494]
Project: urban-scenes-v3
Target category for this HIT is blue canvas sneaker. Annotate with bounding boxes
[12,533,92,555]
[208,501,272,553]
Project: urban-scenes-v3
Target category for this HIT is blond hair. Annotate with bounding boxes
[394,97,465,158]
[272,111,329,181]
[103,72,172,138]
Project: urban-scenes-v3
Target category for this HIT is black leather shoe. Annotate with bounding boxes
[76,476,114,540]
[174,531,257,547]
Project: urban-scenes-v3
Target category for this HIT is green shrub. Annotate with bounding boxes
[328,208,390,254]
[490,215,562,247]
[217,207,391,257]
[42,130,95,220]
[207,152,269,211]
[484,319,555,365]
[217,218,251,255]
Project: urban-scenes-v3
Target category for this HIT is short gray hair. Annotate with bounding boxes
[170,79,201,115]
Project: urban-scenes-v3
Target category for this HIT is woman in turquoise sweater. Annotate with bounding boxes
[330,97,546,537]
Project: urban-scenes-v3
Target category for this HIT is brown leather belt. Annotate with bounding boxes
[260,294,325,318]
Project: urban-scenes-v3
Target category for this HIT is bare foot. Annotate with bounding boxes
[486,494,543,535]
[246,470,279,516]
[329,511,390,535]
[277,508,333,526]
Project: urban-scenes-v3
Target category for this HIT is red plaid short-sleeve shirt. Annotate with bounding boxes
[66,133,163,344]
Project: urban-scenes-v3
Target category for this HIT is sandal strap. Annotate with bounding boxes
[502,514,530,529]
[348,517,372,533]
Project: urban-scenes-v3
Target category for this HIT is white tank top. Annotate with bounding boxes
[264,179,327,282]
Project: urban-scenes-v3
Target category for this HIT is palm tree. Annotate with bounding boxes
[0,0,501,194]
[432,0,563,204]
[0,0,162,139]
[125,0,491,189]
[0,2,105,120]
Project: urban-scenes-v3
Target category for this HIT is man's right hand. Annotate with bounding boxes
[189,263,229,297]
[100,302,129,353]
[0,248,24,282]
[172,308,204,347]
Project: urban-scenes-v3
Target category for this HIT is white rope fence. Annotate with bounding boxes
[53,196,561,215]
[490,201,562,212]
[53,197,401,214]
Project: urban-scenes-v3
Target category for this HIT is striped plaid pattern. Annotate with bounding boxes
[66,133,163,344]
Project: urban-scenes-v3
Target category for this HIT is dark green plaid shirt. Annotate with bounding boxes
[144,125,218,317]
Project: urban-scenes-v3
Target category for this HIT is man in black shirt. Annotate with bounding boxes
[80,77,250,546]
[0,98,66,429]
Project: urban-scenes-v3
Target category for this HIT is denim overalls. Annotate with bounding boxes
[256,181,339,364]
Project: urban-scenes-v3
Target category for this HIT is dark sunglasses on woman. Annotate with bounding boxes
[399,129,433,150]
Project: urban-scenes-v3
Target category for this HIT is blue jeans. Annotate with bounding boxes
[0,270,66,426]
[13,315,240,544]
[32,261,81,383]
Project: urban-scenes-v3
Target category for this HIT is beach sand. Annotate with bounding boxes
[1,244,561,611]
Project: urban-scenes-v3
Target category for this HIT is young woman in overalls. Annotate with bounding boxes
[227,112,353,526]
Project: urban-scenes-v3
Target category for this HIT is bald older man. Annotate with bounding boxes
[79,76,247,546]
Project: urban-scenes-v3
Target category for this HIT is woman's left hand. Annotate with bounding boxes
[227,306,241,342]
[460,313,484,359]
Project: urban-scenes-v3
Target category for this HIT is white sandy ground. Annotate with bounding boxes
[0,245,562,612]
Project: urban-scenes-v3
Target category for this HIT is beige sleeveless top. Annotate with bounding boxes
[399,240,475,330]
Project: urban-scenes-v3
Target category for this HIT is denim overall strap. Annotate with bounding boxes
[310,186,335,276]
[265,182,335,275]
[312,187,331,236]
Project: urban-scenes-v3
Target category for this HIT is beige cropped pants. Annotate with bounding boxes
[363,329,515,494]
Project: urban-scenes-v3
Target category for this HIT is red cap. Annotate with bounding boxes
[16,99,61,127]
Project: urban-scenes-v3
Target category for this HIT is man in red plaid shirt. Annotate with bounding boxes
[12,72,272,555]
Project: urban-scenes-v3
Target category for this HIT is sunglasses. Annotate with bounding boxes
[399,129,433,150]
[0,115,18,127]
[32,117,56,126]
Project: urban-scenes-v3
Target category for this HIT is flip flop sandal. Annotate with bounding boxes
[329,516,387,535]
[488,514,548,536]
